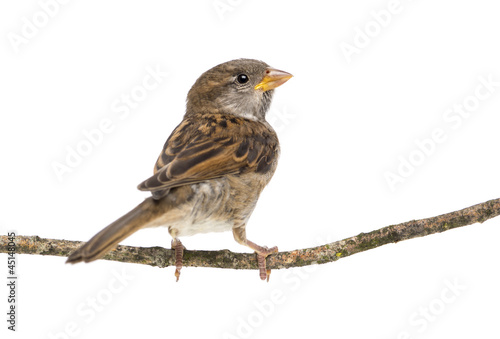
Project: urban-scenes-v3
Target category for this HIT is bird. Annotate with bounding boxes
[66,58,293,281]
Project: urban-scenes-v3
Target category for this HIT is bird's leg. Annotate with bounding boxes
[171,238,184,282]
[232,226,278,281]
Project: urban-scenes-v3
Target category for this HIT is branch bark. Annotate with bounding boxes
[1,197,499,271]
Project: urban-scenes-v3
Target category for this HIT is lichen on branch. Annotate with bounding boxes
[1,198,499,271]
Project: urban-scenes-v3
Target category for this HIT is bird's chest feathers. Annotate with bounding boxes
[167,181,234,237]
[164,176,264,238]
[176,218,233,237]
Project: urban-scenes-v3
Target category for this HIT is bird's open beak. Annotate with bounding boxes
[254,68,293,91]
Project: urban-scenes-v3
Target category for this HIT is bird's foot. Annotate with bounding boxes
[171,239,184,282]
[255,246,278,282]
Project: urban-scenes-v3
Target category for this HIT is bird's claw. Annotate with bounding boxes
[256,246,278,282]
[171,239,184,282]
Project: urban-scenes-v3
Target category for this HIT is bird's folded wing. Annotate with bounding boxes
[137,116,277,195]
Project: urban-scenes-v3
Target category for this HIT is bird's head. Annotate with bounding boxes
[186,59,292,121]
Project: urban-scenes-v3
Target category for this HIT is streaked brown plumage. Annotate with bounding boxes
[66,59,292,281]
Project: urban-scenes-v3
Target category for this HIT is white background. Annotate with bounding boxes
[1,0,500,338]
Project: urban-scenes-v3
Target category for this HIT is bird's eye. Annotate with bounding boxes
[237,74,249,84]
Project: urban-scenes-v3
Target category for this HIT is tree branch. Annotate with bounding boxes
[1,197,499,271]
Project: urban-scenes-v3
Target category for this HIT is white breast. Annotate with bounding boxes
[175,218,233,237]
[163,181,235,238]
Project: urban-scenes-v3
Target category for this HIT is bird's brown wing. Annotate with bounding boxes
[137,114,278,199]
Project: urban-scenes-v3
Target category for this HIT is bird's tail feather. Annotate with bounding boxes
[66,197,162,264]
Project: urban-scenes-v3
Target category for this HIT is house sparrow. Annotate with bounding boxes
[66,58,292,281]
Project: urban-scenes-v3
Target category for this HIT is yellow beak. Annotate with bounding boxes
[254,68,293,91]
